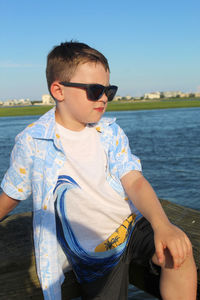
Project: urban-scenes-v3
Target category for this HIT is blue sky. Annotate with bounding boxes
[0,0,200,100]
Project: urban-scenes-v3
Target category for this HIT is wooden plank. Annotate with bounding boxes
[0,200,199,299]
[161,199,200,269]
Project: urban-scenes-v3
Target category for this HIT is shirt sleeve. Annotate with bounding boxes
[112,123,142,179]
[1,132,34,200]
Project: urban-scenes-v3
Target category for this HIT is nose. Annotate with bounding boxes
[98,92,108,104]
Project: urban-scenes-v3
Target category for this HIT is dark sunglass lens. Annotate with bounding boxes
[106,86,118,101]
[88,85,104,101]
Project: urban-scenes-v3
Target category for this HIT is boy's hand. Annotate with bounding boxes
[121,171,193,269]
[0,192,19,220]
[153,223,192,269]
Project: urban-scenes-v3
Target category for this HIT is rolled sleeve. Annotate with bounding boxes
[114,125,142,179]
[1,133,34,200]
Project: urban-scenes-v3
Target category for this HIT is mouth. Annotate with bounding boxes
[94,107,105,112]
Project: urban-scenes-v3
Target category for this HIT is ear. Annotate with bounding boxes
[50,81,64,102]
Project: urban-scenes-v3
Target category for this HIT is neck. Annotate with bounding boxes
[55,107,86,131]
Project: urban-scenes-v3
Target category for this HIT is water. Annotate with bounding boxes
[105,107,200,210]
[0,107,199,299]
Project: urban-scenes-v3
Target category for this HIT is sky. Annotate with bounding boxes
[0,0,200,101]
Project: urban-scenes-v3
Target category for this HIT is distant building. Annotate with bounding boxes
[42,94,55,105]
[144,92,160,99]
[125,95,132,100]
[2,100,14,106]
[114,96,122,101]
[179,92,190,98]
[162,91,182,98]
[18,98,32,105]
[2,98,32,106]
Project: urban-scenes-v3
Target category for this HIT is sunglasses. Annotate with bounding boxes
[59,81,118,102]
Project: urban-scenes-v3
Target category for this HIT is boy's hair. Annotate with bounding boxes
[46,41,110,94]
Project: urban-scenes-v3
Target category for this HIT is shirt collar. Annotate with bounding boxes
[26,107,115,141]
[91,117,116,133]
[26,107,56,139]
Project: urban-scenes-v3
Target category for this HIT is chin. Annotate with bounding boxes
[92,116,103,123]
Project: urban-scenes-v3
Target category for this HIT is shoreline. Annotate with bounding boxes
[0,99,200,117]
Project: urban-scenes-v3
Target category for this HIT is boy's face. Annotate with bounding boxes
[54,62,110,131]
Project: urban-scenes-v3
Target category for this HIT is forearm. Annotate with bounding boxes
[121,171,193,268]
[0,192,19,220]
[121,171,170,229]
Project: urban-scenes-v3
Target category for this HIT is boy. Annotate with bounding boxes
[0,41,197,300]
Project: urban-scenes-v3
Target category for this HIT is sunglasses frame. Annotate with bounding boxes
[59,81,118,101]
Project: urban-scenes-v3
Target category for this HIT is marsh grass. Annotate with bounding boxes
[0,105,54,117]
[107,99,200,111]
[0,99,200,117]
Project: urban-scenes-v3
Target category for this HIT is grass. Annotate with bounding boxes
[0,105,54,117]
[107,99,200,111]
[0,99,200,117]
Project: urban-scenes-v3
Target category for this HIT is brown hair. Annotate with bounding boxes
[46,41,110,93]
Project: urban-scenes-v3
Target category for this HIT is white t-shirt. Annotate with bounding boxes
[55,123,134,253]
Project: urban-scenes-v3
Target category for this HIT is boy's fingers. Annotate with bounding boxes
[155,242,164,264]
[175,235,192,265]
[185,236,192,255]
[180,242,187,262]
[176,238,185,260]
[182,236,192,260]
[168,242,183,269]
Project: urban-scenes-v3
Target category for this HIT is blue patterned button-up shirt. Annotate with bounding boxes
[1,108,142,299]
